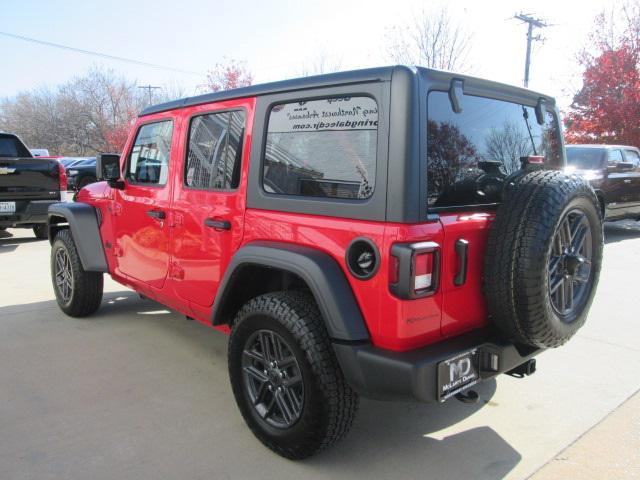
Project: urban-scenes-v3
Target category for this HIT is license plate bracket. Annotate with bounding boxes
[437,348,481,402]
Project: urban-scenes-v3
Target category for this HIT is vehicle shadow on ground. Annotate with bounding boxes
[604,220,640,244]
[1,291,520,480]
[0,235,44,254]
[93,293,521,479]
[0,236,44,254]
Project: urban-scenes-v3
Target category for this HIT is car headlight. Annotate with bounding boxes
[68,169,79,176]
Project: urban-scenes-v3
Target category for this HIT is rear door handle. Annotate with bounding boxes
[147,209,166,220]
[204,218,231,230]
[454,239,469,286]
[624,179,632,183]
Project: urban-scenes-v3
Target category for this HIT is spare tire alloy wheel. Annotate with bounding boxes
[484,171,603,348]
[242,330,304,428]
[548,208,593,318]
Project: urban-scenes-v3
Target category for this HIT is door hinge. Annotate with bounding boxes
[169,262,185,280]
[169,212,184,228]
[108,202,123,216]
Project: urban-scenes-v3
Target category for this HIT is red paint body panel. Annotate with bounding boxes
[439,212,494,337]
[169,99,254,309]
[75,96,495,354]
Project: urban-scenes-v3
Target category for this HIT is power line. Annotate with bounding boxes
[514,13,548,88]
[0,30,204,77]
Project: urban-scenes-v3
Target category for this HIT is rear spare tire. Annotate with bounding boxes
[484,170,603,348]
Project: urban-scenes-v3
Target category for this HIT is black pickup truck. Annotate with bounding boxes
[0,132,67,239]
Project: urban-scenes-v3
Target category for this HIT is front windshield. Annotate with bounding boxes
[566,147,604,170]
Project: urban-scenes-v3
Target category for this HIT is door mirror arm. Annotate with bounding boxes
[107,178,125,190]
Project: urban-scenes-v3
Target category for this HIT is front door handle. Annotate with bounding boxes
[204,218,231,230]
[624,179,632,183]
[454,239,469,286]
[147,209,166,220]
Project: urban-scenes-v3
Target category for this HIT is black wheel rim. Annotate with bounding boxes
[54,247,73,302]
[548,208,593,320]
[241,329,304,429]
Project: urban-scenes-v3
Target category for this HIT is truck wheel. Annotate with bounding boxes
[50,229,103,317]
[484,170,603,348]
[33,224,48,239]
[228,291,359,459]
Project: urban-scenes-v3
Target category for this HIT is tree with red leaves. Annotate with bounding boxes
[565,6,640,145]
[204,58,253,92]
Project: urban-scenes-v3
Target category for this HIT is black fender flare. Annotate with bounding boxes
[48,202,108,272]
[211,241,370,342]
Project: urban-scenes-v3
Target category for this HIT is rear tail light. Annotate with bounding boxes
[521,155,545,166]
[389,242,440,299]
[413,252,434,293]
[58,163,68,191]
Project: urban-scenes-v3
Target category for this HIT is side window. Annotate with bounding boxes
[426,91,561,209]
[624,149,640,166]
[263,96,378,199]
[607,149,624,164]
[185,110,245,190]
[126,120,173,186]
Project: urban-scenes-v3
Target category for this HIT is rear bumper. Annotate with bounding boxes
[0,200,59,227]
[332,328,541,403]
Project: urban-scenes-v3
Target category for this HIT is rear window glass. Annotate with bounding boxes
[0,136,30,158]
[185,110,245,190]
[427,91,561,209]
[625,149,640,166]
[566,147,605,169]
[263,96,378,199]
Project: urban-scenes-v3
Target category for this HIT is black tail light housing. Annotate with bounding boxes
[389,241,440,299]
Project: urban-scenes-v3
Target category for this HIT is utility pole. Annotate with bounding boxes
[137,85,162,106]
[514,13,547,88]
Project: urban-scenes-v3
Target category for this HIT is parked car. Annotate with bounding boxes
[47,66,603,459]
[566,144,640,221]
[65,157,97,190]
[57,157,91,168]
[0,132,70,238]
[30,148,50,157]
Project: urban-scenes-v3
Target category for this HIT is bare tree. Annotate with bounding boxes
[299,50,343,77]
[485,120,533,174]
[0,67,147,155]
[386,7,473,72]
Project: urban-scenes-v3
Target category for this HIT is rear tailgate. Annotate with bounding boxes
[0,157,61,201]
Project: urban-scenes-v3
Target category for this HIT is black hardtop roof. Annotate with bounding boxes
[140,65,555,116]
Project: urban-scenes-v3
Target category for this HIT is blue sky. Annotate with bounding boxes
[1,0,618,109]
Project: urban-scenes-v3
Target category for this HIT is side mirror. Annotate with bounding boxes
[96,153,124,188]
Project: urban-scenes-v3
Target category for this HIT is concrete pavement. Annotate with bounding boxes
[1,222,639,480]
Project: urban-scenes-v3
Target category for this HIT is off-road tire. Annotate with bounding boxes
[51,229,103,317]
[484,170,603,348]
[228,291,359,460]
[33,224,48,239]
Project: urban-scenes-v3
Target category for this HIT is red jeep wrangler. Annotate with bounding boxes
[48,66,603,459]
